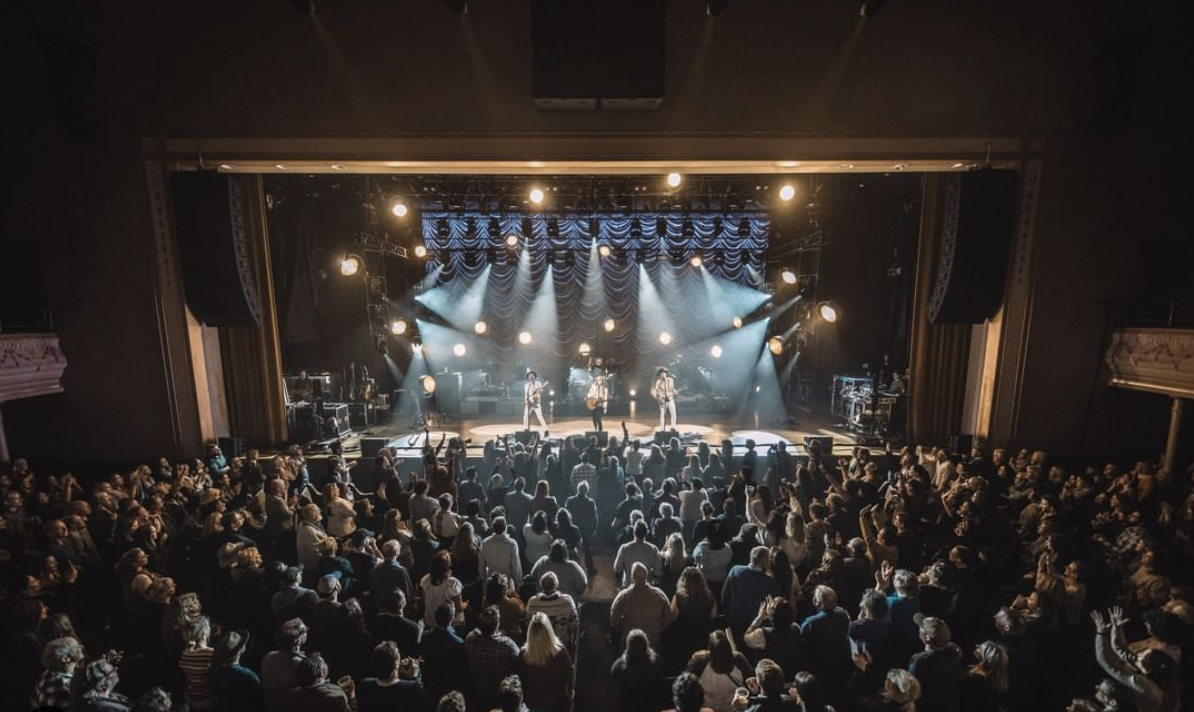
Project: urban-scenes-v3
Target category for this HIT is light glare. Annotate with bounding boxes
[711,345,723,358]
[518,331,533,345]
[474,321,488,335]
[603,318,616,332]
[414,245,428,258]
[779,184,796,201]
[529,187,545,204]
[666,172,682,188]
[390,319,408,335]
[453,343,466,357]
[659,332,672,345]
[339,256,361,277]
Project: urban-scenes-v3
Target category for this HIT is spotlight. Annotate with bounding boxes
[666,172,682,188]
[733,316,744,329]
[453,343,466,357]
[690,255,703,268]
[530,187,545,204]
[817,301,839,323]
[414,245,428,258]
[659,332,672,345]
[603,318,616,332]
[598,244,612,258]
[420,374,436,394]
[339,255,361,277]
[780,268,798,285]
[391,319,408,335]
[779,184,796,201]
[518,331,532,345]
[769,337,784,355]
[710,345,723,359]
[389,199,409,217]
[579,342,592,356]
[505,234,519,248]
[474,321,487,335]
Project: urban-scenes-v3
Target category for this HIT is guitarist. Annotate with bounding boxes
[585,369,610,432]
[523,370,550,433]
[650,367,678,430]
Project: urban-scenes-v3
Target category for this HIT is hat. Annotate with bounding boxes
[218,541,245,569]
[913,614,951,648]
[213,629,250,663]
[351,528,375,547]
[283,564,304,583]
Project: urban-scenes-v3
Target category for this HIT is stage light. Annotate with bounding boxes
[420,374,436,394]
[604,318,616,332]
[598,244,612,258]
[391,319,408,335]
[733,316,744,329]
[530,187,545,204]
[414,245,428,258]
[518,331,532,345]
[780,268,798,285]
[659,331,672,345]
[505,234,519,248]
[818,301,839,323]
[629,389,637,397]
[390,199,409,217]
[690,255,703,268]
[474,321,487,335]
[339,255,361,277]
[779,184,796,201]
[579,342,592,356]
[453,343,467,357]
[711,345,723,358]
[666,172,682,188]
[769,336,784,355]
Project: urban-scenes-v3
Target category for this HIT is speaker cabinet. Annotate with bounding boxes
[928,170,1018,325]
[654,429,680,445]
[171,172,264,326]
[803,435,833,453]
[433,373,462,415]
[361,437,390,459]
[584,431,609,447]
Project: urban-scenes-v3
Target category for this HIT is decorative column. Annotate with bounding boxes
[1165,397,1184,474]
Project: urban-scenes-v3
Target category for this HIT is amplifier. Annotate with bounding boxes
[584,431,609,447]
[349,402,376,427]
[322,403,351,436]
[361,437,391,458]
[654,429,679,445]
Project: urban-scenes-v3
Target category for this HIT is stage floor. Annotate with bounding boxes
[315,407,875,461]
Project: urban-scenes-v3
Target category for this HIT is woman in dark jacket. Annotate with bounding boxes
[611,629,672,712]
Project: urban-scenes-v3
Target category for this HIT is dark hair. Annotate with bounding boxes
[496,675,524,712]
[437,691,467,712]
[383,587,406,613]
[478,605,501,636]
[295,653,326,687]
[634,520,648,539]
[492,517,507,535]
[429,550,452,586]
[792,671,828,712]
[556,508,572,527]
[133,687,173,712]
[672,672,706,712]
[531,510,548,534]
[371,640,401,678]
[707,629,736,673]
[549,539,568,563]
[434,603,454,628]
[756,658,786,697]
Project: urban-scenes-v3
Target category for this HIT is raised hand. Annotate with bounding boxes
[1090,610,1110,634]
[852,651,871,672]
[1109,606,1129,628]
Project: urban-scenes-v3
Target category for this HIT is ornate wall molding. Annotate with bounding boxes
[0,334,68,403]
[1106,327,1194,398]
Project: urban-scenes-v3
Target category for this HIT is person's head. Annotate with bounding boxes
[437,691,467,712]
[276,617,308,650]
[41,636,85,673]
[973,640,1010,694]
[540,571,559,595]
[1137,648,1177,685]
[707,629,735,672]
[524,611,563,667]
[295,652,328,687]
[813,585,838,612]
[317,574,341,599]
[671,672,706,712]
[534,480,550,498]
[492,516,507,536]
[478,605,501,636]
[527,371,537,381]
[893,569,920,598]
[791,671,828,712]
[884,669,921,711]
[860,588,890,621]
[918,615,951,650]
[430,549,452,585]
[994,606,1026,635]
[383,587,407,615]
[633,520,648,541]
[371,640,402,680]
[434,603,454,629]
[576,480,589,498]
[184,615,212,646]
[750,545,771,571]
[624,628,654,662]
[80,659,119,697]
[631,561,649,587]
[134,687,173,712]
[495,675,524,712]
[531,510,548,534]
[755,659,787,697]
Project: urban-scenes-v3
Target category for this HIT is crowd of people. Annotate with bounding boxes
[1,424,1192,712]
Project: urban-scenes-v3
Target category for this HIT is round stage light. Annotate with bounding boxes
[710,345,723,359]
[453,343,467,357]
[603,318,616,332]
[414,245,428,258]
[733,316,744,329]
[390,199,409,217]
[768,336,784,355]
[505,234,519,248]
[659,332,672,345]
[666,172,682,188]
[390,319,408,335]
[629,389,637,397]
[780,268,798,285]
[779,184,796,201]
[529,187,545,204]
[818,301,839,323]
[579,342,592,356]
[420,374,436,394]
[598,244,612,258]
[474,321,488,335]
[518,331,532,345]
[690,255,703,268]
[339,255,361,277]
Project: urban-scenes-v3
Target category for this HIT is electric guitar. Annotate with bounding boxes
[653,379,680,406]
[525,381,549,409]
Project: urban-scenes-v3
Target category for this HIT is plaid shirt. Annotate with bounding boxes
[32,669,73,710]
[465,630,519,706]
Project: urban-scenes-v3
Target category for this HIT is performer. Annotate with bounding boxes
[292,369,313,402]
[523,371,549,432]
[586,369,609,432]
[650,367,677,430]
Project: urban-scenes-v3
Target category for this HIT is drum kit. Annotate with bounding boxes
[833,375,900,441]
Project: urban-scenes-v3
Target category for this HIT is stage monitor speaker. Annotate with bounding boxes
[433,373,462,415]
[803,435,833,453]
[654,429,679,445]
[947,434,974,456]
[361,437,390,459]
[217,437,245,458]
[170,172,264,327]
[514,430,538,445]
[928,170,1018,325]
[584,431,609,447]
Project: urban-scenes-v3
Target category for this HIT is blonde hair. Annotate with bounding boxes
[663,533,687,570]
[885,669,921,712]
[522,612,563,667]
[973,641,1009,694]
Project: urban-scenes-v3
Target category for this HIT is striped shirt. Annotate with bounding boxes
[180,646,219,709]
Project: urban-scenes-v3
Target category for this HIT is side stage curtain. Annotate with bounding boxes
[907,174,971,445]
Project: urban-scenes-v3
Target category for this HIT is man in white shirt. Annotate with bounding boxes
[650,367,678,430]
[523,371,549,433]
[525,572,579,648]
[613,520,663,587]
[623,439,646,480]
[295,504,335,571]
[479,516,523,584]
